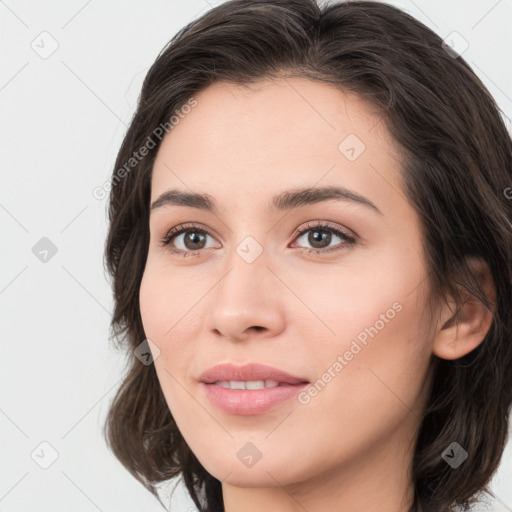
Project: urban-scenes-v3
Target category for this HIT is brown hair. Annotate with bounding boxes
[102,1,512,511]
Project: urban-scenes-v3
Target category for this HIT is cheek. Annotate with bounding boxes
[139,266,190,369]
[139,257,198,341]
[286,281,432,477]
[291,245,431,409]
[289,244,426,351]
[139,270,170,342]
[139,268,202,426]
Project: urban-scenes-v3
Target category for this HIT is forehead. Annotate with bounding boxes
[150,78,403,217]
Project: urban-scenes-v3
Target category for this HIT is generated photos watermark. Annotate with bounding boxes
[298,301,403,405]
[92,97,198,201]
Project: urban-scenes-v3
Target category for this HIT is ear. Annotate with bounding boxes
[432,258,495,360]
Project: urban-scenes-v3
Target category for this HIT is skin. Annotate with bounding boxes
[139,77,494,512]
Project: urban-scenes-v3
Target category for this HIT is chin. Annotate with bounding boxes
[198,450,307,488]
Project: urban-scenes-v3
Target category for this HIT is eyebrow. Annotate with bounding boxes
[150,185,382,216]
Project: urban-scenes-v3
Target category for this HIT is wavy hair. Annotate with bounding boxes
[102,1,512,511]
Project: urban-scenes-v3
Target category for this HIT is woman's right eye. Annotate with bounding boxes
[160,224,219,257]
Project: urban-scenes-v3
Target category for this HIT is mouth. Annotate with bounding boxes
[199,362,309,415]
[212,379,296,390]
[199,362,309,386]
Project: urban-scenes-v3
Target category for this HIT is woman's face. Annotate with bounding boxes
[139,78,436,496]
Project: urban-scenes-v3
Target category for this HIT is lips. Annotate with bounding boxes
[199,362,309,385]
[199,362,310,415]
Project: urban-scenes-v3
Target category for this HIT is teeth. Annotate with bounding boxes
[214,380,280,390]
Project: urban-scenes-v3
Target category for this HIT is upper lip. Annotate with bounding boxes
[199,363,309,385]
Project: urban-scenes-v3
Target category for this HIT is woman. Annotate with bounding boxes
[102,1,512,511]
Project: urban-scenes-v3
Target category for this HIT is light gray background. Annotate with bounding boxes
[1,1,511,511]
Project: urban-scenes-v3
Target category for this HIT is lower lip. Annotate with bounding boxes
[201,382,309,415]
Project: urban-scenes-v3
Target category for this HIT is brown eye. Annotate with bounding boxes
[303,229,334,249]
[180,230,208,251]
[160,224,220,256]
[292,221,357,254]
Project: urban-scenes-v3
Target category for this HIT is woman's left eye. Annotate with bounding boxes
[291,221,357,254]
[159,221,357,257]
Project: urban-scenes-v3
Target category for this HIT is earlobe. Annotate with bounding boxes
[432,258,495,361]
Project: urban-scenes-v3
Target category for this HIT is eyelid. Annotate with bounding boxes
[290,220,356,243]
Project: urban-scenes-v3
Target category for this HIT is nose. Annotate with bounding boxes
[204,248,285,343]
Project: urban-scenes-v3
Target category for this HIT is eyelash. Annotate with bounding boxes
[159,221,357,257]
